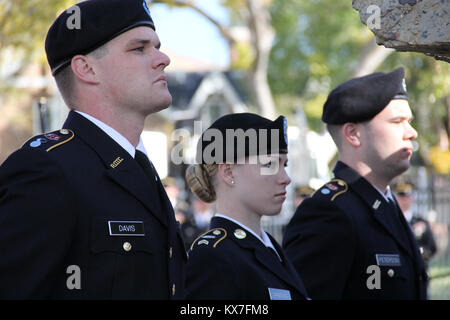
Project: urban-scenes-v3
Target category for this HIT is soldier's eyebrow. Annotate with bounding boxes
[127,38,161,49]
[391,115,414,122]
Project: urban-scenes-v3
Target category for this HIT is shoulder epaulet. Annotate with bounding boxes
[190,228,227,251]
[315,178,348,201]
[23,129,75,152]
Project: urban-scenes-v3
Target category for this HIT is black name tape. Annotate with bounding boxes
[108,221,145,236]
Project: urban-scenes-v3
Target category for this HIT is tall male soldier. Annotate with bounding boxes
[0,0,186,299]
[283,68,428,299]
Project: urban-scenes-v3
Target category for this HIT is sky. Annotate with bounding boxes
[150,0,230,68]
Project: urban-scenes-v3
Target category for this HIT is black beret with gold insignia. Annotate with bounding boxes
[162,176,177,188]
[45,0,155,75]
[196,113,288,164]
[295,185,315,197]
[322,67,408,124]
[392,182,415,196]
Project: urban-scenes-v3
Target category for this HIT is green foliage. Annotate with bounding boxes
[268,0,450,145]
[1,0,448,151]
[0,0,75,64]
[302,93,327,130]
[269,0,370,99]
[383,51,450,149]
[222,0,246,9]
[230,42,255,70]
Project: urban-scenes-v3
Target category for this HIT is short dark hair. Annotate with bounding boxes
[54,65,75,107]
[326,123,343,149]
[53,44,109,107]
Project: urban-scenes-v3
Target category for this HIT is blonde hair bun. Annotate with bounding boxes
[185,164,217,203]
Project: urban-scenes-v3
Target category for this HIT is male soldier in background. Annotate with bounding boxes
[293,185,315,208]
[163,177,199,249]
[283,68,428,299]
[0,0,186,299]
[393,182,437,269]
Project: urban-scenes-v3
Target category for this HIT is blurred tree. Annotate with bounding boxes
[268,0,394,127]
[0,0,73,162]
[268,0,449,170]
[384,52,450,169]
[0,0,73,79]
[152,0,277,119]
[0,0,448,170]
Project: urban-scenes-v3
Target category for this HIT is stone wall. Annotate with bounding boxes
[352,0,450,63]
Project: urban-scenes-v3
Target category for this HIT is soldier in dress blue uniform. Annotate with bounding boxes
[294,185,315,208]
[283,68,428,300]
[393,182,437,268]
[0,0,186,299]
[185,113,309,300]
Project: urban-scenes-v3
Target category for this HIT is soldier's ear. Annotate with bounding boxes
[71,55,99,84]
[342,123,361,147]
[217,163,235,186]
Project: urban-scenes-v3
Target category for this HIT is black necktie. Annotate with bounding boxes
[386,199,411,247]
[267,246,282,262]
[386,199,401,225]
[134,150,167,219]
[387,198,397,214]
[135,150,157,183]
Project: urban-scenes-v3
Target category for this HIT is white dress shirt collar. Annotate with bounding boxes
[374,184,396,203]
[74,110,147,158]
[214,213,280,260]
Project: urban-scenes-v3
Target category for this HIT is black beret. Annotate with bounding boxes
[392,182,415,195]
[196,113,288,164]
[295,185,315,197]
[45,0,155,75]
[322,67,408,124]
[162,176,177,188]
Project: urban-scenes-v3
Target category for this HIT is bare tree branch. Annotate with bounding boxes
[351,38,394,78]
[245,0,276,118]
[151,0,277,118]
[150,0,237,46]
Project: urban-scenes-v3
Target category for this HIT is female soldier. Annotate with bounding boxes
[185,113,308,300]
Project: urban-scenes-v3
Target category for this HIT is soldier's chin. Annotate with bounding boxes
[263,206,282,217]
[160,93,173,109]
[152,95,172,113]
[396,160,411,176]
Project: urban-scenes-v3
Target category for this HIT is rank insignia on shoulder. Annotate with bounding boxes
[190,228,227,251]
[24,129,74,152]
[318,179,348,201]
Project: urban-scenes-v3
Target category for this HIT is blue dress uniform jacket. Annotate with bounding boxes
[409,216,437,267]
[283,161,428,300]
[186,216,308,300]
[0,111,187,299]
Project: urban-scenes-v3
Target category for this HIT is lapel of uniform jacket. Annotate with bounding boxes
[333,161,413,258]
[151,164,186,247]
[212,217,305,296]
[63,111,168,227]
[393,196,426,270]
[268,233,308,298]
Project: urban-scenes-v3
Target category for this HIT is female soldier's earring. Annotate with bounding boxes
[230,180,235,184]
